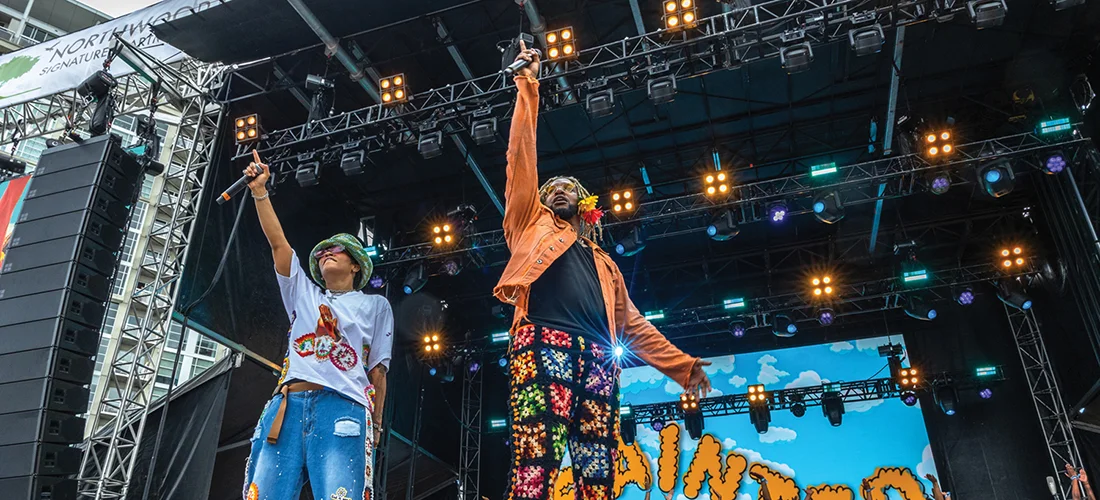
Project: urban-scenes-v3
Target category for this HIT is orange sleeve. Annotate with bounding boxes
[614,271,699,388]
[502,75,541,249]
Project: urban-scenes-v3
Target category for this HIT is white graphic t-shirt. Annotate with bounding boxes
[276,251,394,408]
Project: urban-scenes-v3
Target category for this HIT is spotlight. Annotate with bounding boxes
[369,275,385,289]
[904,294,937,321]
[896,367,920,389]
[611,189,637,215]
[380,74,409,105]
[1042,151,1066,175]
[647,74,676,104]
[978,160,1015,198]
[403,263,428,295]
[729,320,746,338]
[545,27,578,61]
[811,275,835,299]
[419,130,444,159]
[234,114,261,144]
[747,385,770,434]
[996,279,1032,310]
[295,154,321,187]
[432,222,457,247]
[810,162,837,177]
[586,88,615,118]
[613,345,625,359]
[812,190,845,224]
[651,421,665,431]
[923,128,954,159]
[490,332,510,344]
[816,307,835,326]
[470,117,498,145]
[789,395,806,418]
[467,359,481,375]
[680,392,704,440]
[929,171,951,195]
[935,385,959,416]
[615,227,647,257]
[956,287,975,305]
[822,387,844,427]
[901,391,918,406]
[498,356,509,374]
[979,388,993,399]
[1038,117,1072,135]
[848,24,885,56]
[340,148,366,176]
[662,0,698,31]
[704,172,730,198]
[772,314,797,338]
[968,0,1007,29]
[487,418,507,433]
[780,42,813,74]
[421,333,443,356]
[997,245,1027,270]
[767,201,788,223]
[620,405,637,445]
[441,258,461,276]
[707,210,740,241]
[439,363,455,383]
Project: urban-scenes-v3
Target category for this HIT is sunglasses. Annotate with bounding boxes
[314,245,346,259]
[540,180,578,198]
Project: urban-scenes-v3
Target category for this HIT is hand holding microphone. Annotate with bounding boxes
[507,39,541,78]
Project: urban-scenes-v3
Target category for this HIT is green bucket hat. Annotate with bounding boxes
[309,233,374,290]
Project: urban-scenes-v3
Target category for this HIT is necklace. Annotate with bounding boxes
[329,289,354,296]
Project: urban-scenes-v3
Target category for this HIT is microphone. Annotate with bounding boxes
[1048,476,1058,497]
[216,171,257,205]
[504,48,542,75]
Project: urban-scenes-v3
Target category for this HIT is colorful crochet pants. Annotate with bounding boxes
[506,324,620,500]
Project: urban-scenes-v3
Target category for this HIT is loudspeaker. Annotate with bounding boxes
[0,288,105,329]
[1,235,116,278]
[0,348,95,385]
[0,475,77,500]
[0,378,88,415]
[0,317,99,358]
[0,410,85,446]
[0,261,110,302]
[0,442,81,478]
[6,209,125,252]
[18,183,130,228]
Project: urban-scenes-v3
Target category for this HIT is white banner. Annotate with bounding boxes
[0,0,221,109]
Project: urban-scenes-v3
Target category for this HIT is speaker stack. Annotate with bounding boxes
[0,134,143,500]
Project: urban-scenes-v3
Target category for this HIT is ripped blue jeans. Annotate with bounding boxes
[243,388,375,500]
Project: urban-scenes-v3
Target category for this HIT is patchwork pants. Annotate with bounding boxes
[506,324,620,500]
[243,388,375,500]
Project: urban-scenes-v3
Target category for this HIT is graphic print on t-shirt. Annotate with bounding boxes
[292,304,360,372]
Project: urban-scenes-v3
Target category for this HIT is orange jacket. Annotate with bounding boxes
[493,75,700,388]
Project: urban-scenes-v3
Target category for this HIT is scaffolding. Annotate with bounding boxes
[457,358,483,500]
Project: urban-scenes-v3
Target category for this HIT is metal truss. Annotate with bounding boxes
[77,42,225,498]
[372,132,1088,268]
[457,358,483,500]
[1003,306,1082,500]
[230,0,960,166]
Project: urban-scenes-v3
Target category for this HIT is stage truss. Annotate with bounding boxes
[457,355,483,500]
[74,39,226,499]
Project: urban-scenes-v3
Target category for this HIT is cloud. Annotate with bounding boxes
[734,447,796,477]
[847,399,885,413]
[730,375,748,387]
[665,380,685,395]
[738,495,752,500]
[784,370,829,389]
[829,341,854,352]
[855,338,885,352]
[677,495,709,500]
[916,444,937,480]
[621,366,665,388]
[707,388,724,397]
[681,435,699,452]
[636,423,661,450]
[757,354,790,384]
[758,426,798,444]
[723,438,737,449]
[704,355,736,375]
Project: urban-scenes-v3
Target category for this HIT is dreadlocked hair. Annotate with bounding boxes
[539,175,604,243]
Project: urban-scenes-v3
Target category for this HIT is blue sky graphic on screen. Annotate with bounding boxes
[561,336,939,500]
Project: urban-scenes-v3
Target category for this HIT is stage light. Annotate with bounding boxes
[729,320,746,338]
[497,356,509,373]
[419,130,444,159]
[403,263,428,295]
[369,275,385,289]
[923,128,954,159]
[810,162,837,177]
[848,24,885,56]
[767,201,788,223]
[979,388,993,399]
[723,298,746,310]
[748,385,771,434]
[773,314,796,338]
[935,386,959,416]
[780,42,813,74]
[615,226,647,257]
[467,359,481,375]
[822,388,844,427]
[234,114,261,144]
[1050,0,1086,10]
[340,148,366,176]
[1042,151,1066,174]
[707,210,740,241]
[929,171,951,195]
[897,367,920,389]
[621,405,637,445]
[586,88,615,118]
[997,278,1032,310]
[546,27,579,61]
[295,154,321,187]
[491,332,511,344]
[422,333,443,356]
[957,286,975,305]
[429,366,438,376]
[704,172,730,198]
[432,222,456,247]
[904,294,937,321]
[816,307,835,326]
[968,0,1007,29]
[470,117,498,145]
[612,189,637,215]
[380,73,409,105]
[901,391,918,406]
[997,245,1027,270]
[644,310,665,321]
[1039,117,1072,135]
[488,418,508,433]
[978,159,1015,198]
[647,74,677,104]
[680,392,703,439]
[811,275,835,298]
[613,345,625,359]
[662,0,698,31]
[976,366,999,377]
[812,190,845,224]
[441,258,461,276]
[790,394,806,418]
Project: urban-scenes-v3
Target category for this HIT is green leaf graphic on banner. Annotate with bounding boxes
[0,55,40,97]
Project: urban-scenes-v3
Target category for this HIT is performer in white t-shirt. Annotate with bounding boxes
[240,151,393,500]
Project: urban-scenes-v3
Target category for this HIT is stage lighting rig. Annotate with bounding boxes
[928,170,951,195]
[621,405,637,445]
[611,189,636,215]
[680,392,703,440]
[729,320,746,338]
[772,313,797,338]
[295,153,321,187]
[422,333,443,355]
[432,222,456,247]
[747,385,771,434]
[615,227,647,257]
[470,116,497,146]
[956,286,975,305]
[979,159,1015,198]
[780,41,813,74]
[1071,75,1094,115]
[848,24,884,56]
[810,162,837,177]
[305,74,335,122]
[419,129,444,159]
[586,86,615,118]
[935,385,959,415]
[997,278,1033,311]
[545,27,578,61]
[380,74,408,105]
[822,383,844,427]
[904,294,937,321]
[340,142,366,176]
[812,190,844,224]
[901,392,918,406]
[704,172,730,198]
[923,129,954,159]
[1041,150,1066,175]
[403,263,428,295]
[647,72,677,104]
[663,0,698,31]
[968,0,1007,29]
[997,245,1027,271]
[816,307,835,326]
[234,114,261,144]
[789,394,806,418]
[1038,117,1072,136]
[810,275,835,299]
[0,153,26,177]
[707,210,739,241]
[77,69,117,136]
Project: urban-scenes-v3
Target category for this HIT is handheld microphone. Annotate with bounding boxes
[216,172,256,205]
[504,48,542,75]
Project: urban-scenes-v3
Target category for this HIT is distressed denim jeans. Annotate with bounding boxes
[243,388,375,500]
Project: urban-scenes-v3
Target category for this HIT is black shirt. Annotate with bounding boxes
[526,241,610,337]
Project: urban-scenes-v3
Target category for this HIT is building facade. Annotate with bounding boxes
[0,0,110,53]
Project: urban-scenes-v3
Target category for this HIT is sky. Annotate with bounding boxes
[80,0,161,18]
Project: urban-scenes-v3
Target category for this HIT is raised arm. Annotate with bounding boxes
[502,42,542,247]
[246,150,293,276]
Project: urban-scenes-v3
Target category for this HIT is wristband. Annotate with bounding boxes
[252,191,270,201]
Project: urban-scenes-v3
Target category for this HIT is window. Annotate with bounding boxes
[195,336,217,358]
[111,264,131,297]
[129,201,148,231]
[190,358,214,378]
[155,352,178,386]
[102,303,119,336]
[140,175,154,199]
[13,136,46,165]
[167,322,182,350]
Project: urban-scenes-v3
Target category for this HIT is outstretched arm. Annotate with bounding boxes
[246,150,292,277]
[502,41,542,248]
